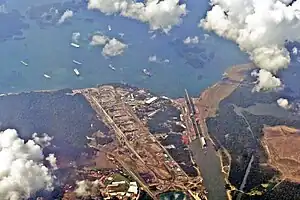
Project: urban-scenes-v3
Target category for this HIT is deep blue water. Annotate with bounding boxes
[0,0,249,98]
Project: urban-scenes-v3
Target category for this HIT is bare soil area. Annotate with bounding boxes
[262,125,300,182]
[194,63,254,120]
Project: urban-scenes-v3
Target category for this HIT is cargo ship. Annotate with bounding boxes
[142,68,152,77]
[70,43,80,48]
[108,64,116,71]
[43,74,51,79]
[20,60,28,66]
[73,68,80,76]
[72,60,82,65]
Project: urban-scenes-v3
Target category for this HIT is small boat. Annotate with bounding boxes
[43,74,51,79]
[73,68,80,76]
[108,64,116,71]
[143,68,152,77]
[72,60,82,65]
[70,43,80,48]
[20,60,28,66]
[108,25,112,31]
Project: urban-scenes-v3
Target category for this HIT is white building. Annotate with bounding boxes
[145,96,158,104]
[128,182,138,194]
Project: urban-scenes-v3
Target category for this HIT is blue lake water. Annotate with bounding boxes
[1,0,249,98]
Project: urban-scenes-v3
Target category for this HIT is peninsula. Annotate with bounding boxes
[0,84,207,200]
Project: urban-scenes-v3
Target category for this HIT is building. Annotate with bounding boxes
[145,96,158,104]
[128,182,138,194]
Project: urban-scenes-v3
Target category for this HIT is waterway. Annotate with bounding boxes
[2,0,249,98]
[190,139,227,200]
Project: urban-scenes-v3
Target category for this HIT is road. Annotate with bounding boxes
[236,155,254,200]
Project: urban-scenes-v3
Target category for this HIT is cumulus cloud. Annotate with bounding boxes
[148,55,169,64]
[0,129,55,200]
[57,9,73,24]
[251,69,282,92]
[292,47,298,55]
[72,32,80,43]
[183,36,199,44]
[148,55,158,62]
[277,98,290,109]
[32,133,53,148]
[0,4,7,13]
[200,0,300,90]
[87,0,186,33]
[102,38,128,57]
[150,34,157,39]
[46,154,57,170]
[75,180,99,197]
[90,34,109,46]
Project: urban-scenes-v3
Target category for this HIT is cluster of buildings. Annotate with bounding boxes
[62,168,140,200]
[105,180,139,199]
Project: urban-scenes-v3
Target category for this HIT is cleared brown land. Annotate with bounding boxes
[192,63,254,144]
[262,126,300,182]
[94,151,117,169]
[194,63,254,120]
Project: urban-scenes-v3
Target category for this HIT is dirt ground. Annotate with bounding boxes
[195,63,254,116]
[194,63,254,133]
[262,126,300,182]
[94,151,117,169]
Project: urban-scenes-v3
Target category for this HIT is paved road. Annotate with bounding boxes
[190,139,227,200]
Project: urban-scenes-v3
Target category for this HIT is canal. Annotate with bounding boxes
[190,139,227,200]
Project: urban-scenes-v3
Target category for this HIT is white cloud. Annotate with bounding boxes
[203,34,210,40]
[251,69,282,92]
[90,34,109,46]
[277,98,290,109]
[72,32,81,43]
[150,34,157,39]
[292,47,298,55]
[87,0,186,33]
[148,55,158,62]
[75,180,99,197]
[75,180,89,197]
[46,154,57,170]
[163,59,170,63]
[57,9,73,24]
[200,0,300,90]
[183,36,199,44]
[32,133,53,148]
[0,4,7,13]
[148,55,169,64]
[0,129,54,200]
[102,38,128,57]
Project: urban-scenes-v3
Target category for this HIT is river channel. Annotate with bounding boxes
[190,139,227,200]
